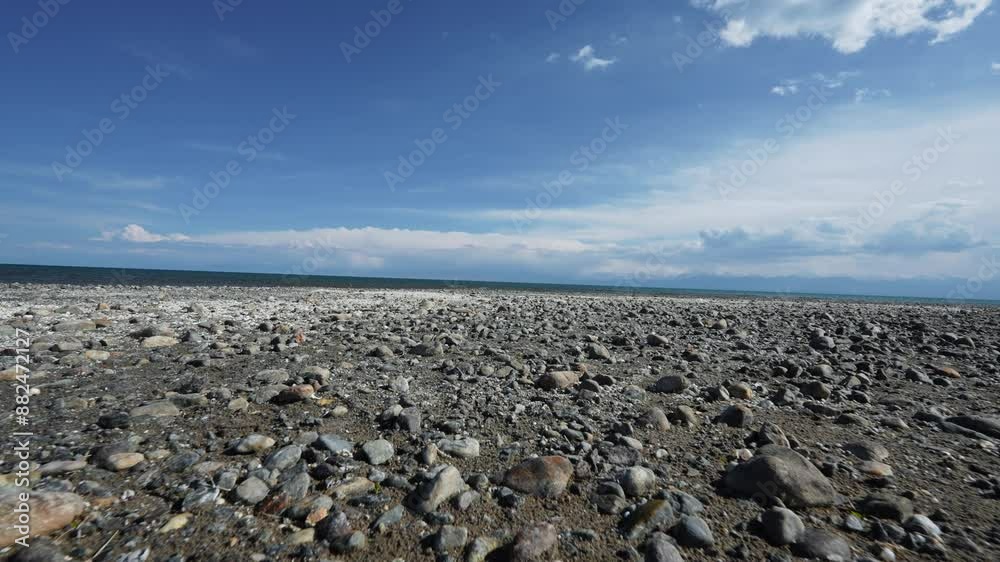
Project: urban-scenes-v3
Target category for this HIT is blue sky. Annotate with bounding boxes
[2,0,998,299]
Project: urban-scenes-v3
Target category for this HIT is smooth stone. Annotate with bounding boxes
[621,499,678,541]
[504,456,573,498]
[235,477,270,504]
[760,507,805,546]
[652,375,689,393]
[233,434,275,454]
[437,437,480,459]
[536,371,580,390]
[361,439,394,465]
[645,532,684,562]
[791,528,852,561]
[406,465,465,514]
[723,445,835,507]
[512,522,558,561]
[0,490,86,547]
[673,515,714,548]
[142,335,179,348]
[619,466,657,497]
[129,401,180,418]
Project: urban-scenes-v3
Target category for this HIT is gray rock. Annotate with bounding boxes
[619,466,657,497]
[723,445,835,507]
[653,374,689,393]
[760,507,805,546]
[406,465,465,513]
[361,439,394,465]
[235,477,269,504]
[264,445,302,471]
[644,532,685,562]
[673,515,713,548]
[791,528,852,561]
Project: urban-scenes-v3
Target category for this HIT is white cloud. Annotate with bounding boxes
[545,52,560,63]
[854,87,892,103]
[103,224,190,243]
[992,62,1000,74]
[770,71,860,96]
[694,0,993,53]
[771,84,798,96]
[570,45,617,71]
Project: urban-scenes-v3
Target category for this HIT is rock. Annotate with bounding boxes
[129,400,180,418]
[760,507,805,545]
[235,477,270,504]
[673,515,713,548]
[437,437,480,459]
[904,514,941,537]
[536,371,579,390]
[361,439,394,465]
[754,422,790,447]
[791,528,852,561]
[142,335,179,348]
[802,381,832,399]
[232,434,275,454]
[371,505,404,533]
[728,382,753,399]
[273,384,315,404]
[316,434,353,454]
[38,459,87,476]
[946,415,1000,438]
[645,532,685,562]
[652,374,689,393]
[104,452,145,471]
[619,466,657,497]
[723,445,836,507]
[859,494,913,522]
[432,525,469,553]
[504,456,573,498]
[638,408,672,431]
[669,406,699,426]
[647,334,670,347]
[512,522,558,561]
[0,490,86,547]
[843,441,889,462]
[718,404,753,427]
[158,513,191,533]
[466,536,501,562]
[407,465,465,514]
[264,445,302,470]
[621,499,678,541]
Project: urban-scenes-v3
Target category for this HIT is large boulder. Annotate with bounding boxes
[723,445,835,508]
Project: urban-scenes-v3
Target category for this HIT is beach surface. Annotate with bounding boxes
[2,283,999,561]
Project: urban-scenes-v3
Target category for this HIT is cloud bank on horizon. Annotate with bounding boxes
[1,0,998,298]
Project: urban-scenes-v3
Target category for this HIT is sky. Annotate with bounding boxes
[1,0,999,299]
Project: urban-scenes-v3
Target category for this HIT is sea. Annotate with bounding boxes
[0,263,996,306]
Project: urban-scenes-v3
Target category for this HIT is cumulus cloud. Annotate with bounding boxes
[97,224,190,243]
[570,45,617,71]
[693,0,992,53]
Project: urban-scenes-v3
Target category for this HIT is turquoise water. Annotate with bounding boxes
[1,263,996,306]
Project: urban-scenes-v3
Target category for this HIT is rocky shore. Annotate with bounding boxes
[1,283,999,561]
